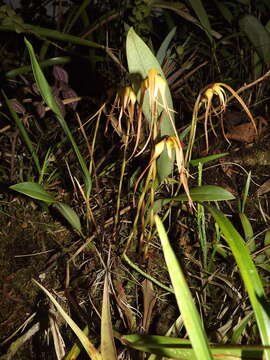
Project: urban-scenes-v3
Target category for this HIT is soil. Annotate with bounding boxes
[0,198,75,359]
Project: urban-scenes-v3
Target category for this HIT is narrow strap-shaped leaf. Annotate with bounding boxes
[207,205,270,360]
[3,92,41,173]
[122,334,267,359]
[156,26,177,65]
[0,23,104,49]
[186,0,213,42]
[33,279,102,360]
[101,273,117,360]
[25,38,92,197]
[25,38,62,117]
[155,215,213,360]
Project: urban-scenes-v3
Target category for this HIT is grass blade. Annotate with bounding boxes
[187,0,213,42]
[33,279,102,360]
[207,205,270,360]
[156,26,177,64]
[189,152,228,166]
[101,273,117,360]
[0,23,104,49]
[3,92,41,174]
[154,215,213,360]
[64,326,89,359]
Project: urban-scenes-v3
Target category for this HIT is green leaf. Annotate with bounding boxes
[25,37,92,198]
[155,215,213,360]
[239,213,255,252]
[53,202,81,232]
[3,92,41,173]
[153,185,235,213]
[231,312,254,344]
[151,1,221,40]
[122,334,266,359]
[187,0,213,42]
[0,22,103,49]
[213,0,233,24]
[156,26,177,64]
[33,279,101,360]
[239,15,270,64]
[207,205,270,360]
[101,273,117,360]
[264,230,270,257]
[189,153,228,166]
[176,185,235,201]
[5,56,72,79]
[24,38,62,118]
[10,182,55,204]
[126,27,175,181]
[64,326,89,360]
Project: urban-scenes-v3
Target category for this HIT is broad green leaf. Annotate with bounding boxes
[175,185,235,201]
[239,15,270,64]
[10,182,55,204]
[153,185,235,213]
[122,334,266,359]
[3,92,41,173]
[126,27,175,181]
[207,206,270,360]
[189,152,229,166]
[187,0,213,42]
[53,202,81,232]
[156,26,177,64]
[101,273,117,360]
[155,215,213,360]
[33,279,102,360]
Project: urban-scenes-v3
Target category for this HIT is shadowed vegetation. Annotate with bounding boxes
[1,1,270,359]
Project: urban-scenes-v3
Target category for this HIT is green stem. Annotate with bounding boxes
[5,57,72,78]
[122,252,174,294]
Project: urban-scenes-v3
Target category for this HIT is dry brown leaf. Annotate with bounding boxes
[226,116,268,143]
[115,280,137,331]
[226,122,258,143]
[257,179,270,196]
[142,279,156,333]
